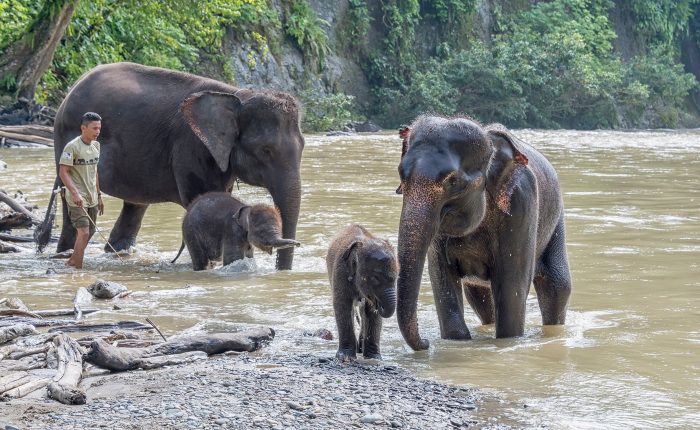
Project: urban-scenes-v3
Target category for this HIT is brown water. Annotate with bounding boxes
[1,130,699,428]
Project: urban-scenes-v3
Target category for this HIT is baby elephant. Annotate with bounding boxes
[172,192,299,270]
[327,224,398,361]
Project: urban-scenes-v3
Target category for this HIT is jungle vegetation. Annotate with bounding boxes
[1,0,699,131]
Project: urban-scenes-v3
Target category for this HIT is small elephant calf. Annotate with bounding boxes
[172,192,299,271]
[326,224,398,361]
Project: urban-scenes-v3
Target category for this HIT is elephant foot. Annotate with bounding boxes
[362,351,382,360]
[442,328,472,341]
[336,349,357,362]
[105,236,136,253]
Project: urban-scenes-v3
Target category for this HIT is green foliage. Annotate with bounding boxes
[0,0,38,50]
[34,0,278,104]
[300,91,360,132]
[284,0,329,71]
[629,0,698,48]
[338,0,371,58]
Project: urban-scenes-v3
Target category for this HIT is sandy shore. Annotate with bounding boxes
[0,349,527,429]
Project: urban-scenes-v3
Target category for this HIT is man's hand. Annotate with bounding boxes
[97,195,104,215]
[71,190,84,208]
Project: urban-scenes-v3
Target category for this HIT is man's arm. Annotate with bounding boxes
[96,170,104,215]
[58,164,84,207]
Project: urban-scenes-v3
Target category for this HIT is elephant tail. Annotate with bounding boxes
[34,177,61,253]
[171,241,186,264]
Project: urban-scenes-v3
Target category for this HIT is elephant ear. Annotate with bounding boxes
[396,126,411,195]
[342,240,363,278]
[485,125,529,216]
[234,206,251,232]
[181,91,242,172]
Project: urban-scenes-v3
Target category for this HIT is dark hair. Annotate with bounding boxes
[81,112,102,125]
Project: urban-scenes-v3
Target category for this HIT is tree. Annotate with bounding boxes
[0,0,79,101]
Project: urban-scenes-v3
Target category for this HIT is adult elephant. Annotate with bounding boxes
[395,115,571,350]
[51,62,304,269]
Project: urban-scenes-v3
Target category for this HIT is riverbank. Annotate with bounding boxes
[0,350,524,429]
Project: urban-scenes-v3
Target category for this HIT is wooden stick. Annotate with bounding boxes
[8,344,50,360]
[0,323,38,344]
[0,372,31,394]
[0,378,51,400]
[0,125,53,139]
[0,309,44,319]
[0,190,40,223]
[0,130,53,146]
[145,317,167,342]
[34,308,99,318]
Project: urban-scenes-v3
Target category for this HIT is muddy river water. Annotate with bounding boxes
[1,129,699,428]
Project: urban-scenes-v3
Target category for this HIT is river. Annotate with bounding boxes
[1,129,698,429]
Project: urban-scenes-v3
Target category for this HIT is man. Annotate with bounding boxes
[58,112,104,268]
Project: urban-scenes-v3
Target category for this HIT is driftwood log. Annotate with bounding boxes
[0,232,38,242]
[0,241,20,253]
[47,333,86,405]
[0,124,53,140]
[48,320,152,333]
[0,212,33,230]
[34,308,98,318]
[0,323,38,344]
[84,328,275,371]
[0,190,40,224]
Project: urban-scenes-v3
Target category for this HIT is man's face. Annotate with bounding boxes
[81,121,101,141]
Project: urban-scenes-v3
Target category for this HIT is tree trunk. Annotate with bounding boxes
[0,0,80,100]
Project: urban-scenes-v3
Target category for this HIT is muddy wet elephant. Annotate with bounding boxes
[395,115,571,350]
[172,192,299,271]
[327,224,398,361]
[51,62,304,269]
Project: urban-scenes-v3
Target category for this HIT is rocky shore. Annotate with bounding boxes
[0,351,524,429]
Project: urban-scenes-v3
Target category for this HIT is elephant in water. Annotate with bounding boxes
[48,62,304,269]
[172,192,299,271]
[327,224,398,361]
[395,115,572,351]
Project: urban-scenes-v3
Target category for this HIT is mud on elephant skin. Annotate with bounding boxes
[395,115,572,351]
[172,192,299,271]
[49,62,304,270]
[327,224,398,361]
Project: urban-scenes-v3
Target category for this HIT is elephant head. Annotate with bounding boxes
[236,204,301,255]
[181,90,304,270]
[344,239,398,318]
[395,116,529,350]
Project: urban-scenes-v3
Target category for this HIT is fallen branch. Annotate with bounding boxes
[48,320,152,333]
[34,308,99,318]
[0,233,36,243]
[47,333,86,405]
[0,212,33,230]
[4,297,29,311]
[0,323,38,344]
[0,353,47,372]
[139,351,208,370]
[0,241,20,253]
[0,377,51,400]
[0,190,40,224]
[0,309,44,319]
[0,125,53,140]
[145,317,167,341]
[8,343,50,360]
[84,327,275,371]
[0,372,30,394]
[0,130,53,146]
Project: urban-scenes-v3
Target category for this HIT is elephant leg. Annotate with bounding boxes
[360,301,383,359]
[492,206,537,339]
[188,243,210,271]
[428,240,471,340]
[106,202,148,252]
[56,196,76,252]
[534,217,572,325]
[464,282,495,325]
[333,297,357,362]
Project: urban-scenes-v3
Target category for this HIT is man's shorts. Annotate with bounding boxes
[68,205,97,229]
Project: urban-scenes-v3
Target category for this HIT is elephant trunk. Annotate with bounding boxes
[377,287,397,318]
[396,187,441,351]
[270,174,301,270]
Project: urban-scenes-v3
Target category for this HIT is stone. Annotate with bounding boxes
[360,413,384,424]
[87,279,127,299]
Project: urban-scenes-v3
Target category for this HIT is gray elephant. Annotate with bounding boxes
[326,224,398,361]
[45,62,303,269]
[395,116,572,351]
[172,192,299,271]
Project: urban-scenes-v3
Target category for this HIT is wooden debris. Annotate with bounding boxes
[139,351,207,370]
[0,212,33,230]
[34,308,98,318]
[8,343,50,360]
[0,371,31,394]
[0,377,51,400]
[84,327,275,371]
[47,320,152,333]
[0,323,38,344]
[0,309,44,319]
[0,125,53,140]
[47,333,86,405]
[0,241,20,253]
[0,129,53,146]
[4,297,29,311]
[0,190,40,224]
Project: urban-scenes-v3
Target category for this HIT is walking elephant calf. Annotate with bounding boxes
[172,192,299,271]
[326,224,398,361]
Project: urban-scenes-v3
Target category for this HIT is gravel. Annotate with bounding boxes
[0,352,527,429]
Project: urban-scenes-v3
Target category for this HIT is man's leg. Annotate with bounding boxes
[67,226,90,268]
